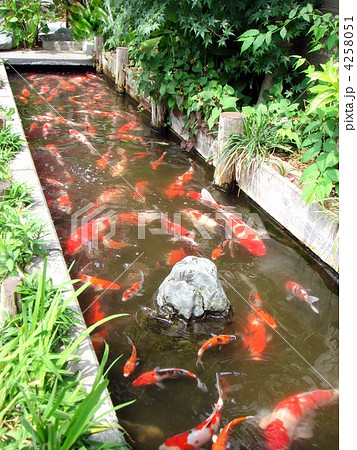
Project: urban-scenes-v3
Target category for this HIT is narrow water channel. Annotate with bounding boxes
[10,70,338,449]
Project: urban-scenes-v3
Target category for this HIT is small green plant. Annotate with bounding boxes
[0,261,132,448]
[69,0,109,41]
[0,0,62,48]
[0,126,24,163]
[297,60,339,205]
[219,104,292,183]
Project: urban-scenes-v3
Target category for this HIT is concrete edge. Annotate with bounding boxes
[113,63,339,273]
[0,63,127,446]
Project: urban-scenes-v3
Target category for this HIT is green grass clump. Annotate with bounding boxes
[0,125,24,164]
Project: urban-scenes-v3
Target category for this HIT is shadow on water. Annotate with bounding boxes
[9,69,338,449]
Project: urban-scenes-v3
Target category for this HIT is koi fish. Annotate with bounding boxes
[183,209,225,236]
[176,163,195,184]
[116,212,139,226]
[123,336,139,377]
[84,117,96,134]
[285,281,319,314]
[97,187,131,204]
[118,121,138,133]
[211,239,230,260]
[158,247,190,267]
[42,178,64,188]
[159,373,225,449]
[197,335,236,365]
[45,144,64,165]
[59,81,76,91]
[109,132,144,143]
[130,151,149,161]
[103,236,129,250]
[259,389,338,450]
[212,416,252,450]
[133,367,207,392]
[201,189,266,257]
[161,216,198,248]
[164,181,186,199]
[65,221,96,255]
[110,155,128,177]
[91,328,108,353]
[22,87,30,97]
[186,191,203,201]
[42,123,53,138]
[132,180,148,202]
[151,152,167,170]
[248,294,277,329]
[122,270,144,302]
[79,263,121,291]
[97,147,111,170]
[84,296,105,326]
[49,88,58,97]
[69,129,98,155]
[243,314,269,360]
[39,83,50,94]
[15,95,28,104]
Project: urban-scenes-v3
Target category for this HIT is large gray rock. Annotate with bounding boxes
[155,256,231,320]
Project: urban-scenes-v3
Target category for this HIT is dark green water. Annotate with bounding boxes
[10,70,338,449]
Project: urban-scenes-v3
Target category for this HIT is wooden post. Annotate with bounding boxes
[94,35,104,73]
[115,47,129,94]
[213,112,246,188]
[150,100,167,134]
[0,276,21,322]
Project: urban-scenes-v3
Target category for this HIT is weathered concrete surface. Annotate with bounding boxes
[0,62,126,445]
[0,49,93,66]
[156,256,231,320]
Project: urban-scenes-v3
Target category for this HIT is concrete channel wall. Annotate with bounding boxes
[99,48,339,274]
[0,62,126,446]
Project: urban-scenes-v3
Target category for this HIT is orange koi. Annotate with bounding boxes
[186,191,202,201]
[115,133,144,143]
[65,221,97,255]
[248,291,277,329]
[22,87,30,97]
[56,191,72,214]
[91,328,108,353]
[122,270,144,302]
[84,296,105,325]
[42,122,53,138]
[130,151,149,161]
[243,314,268,360]
[132,180,148,202]
[97,147,111,170]
[118,121,138,133]
[176,163,195,184]
[97,187,130,204]
[15,95,28,104]
[164,181,186,199]
[45,144,64,165]
[116,213,139,226]
[123,336,139,377]
[159,374,225,449]
[211,239,230,260]
[59,81,76,91]
[110,156,128,177]
[133,367,207,391]
[40,84,50,94]
[42,178,64,187]
[160,247,189,267]
[49,88,58,96]
[79,264,121,291]
[103,236,128,250]
[197,335,236,365]
[151,151,167,170]
[212,416,252,450]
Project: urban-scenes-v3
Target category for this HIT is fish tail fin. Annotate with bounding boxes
[200,188,217,206]
[197,378,208,392]
[309,295,319,303]
[196,357,204,369]
[126,335,133,347]
[310,303,320,314]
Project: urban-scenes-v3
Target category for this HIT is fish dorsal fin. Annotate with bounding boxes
[201,188,217,205]
[154,366,160,372]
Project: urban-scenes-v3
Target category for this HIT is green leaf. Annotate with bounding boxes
[239,29,260,39]
[300,182,316,205]
[301,143,321,162]
[253,34,265,51]
[280,27,287,39]
[302,132,322,147]
[240,37,255,53]
[325,168,339,182]
[299,163,320,183]
[265,31,272,46]
[220,96,237,111]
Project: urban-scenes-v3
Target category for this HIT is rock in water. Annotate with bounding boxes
[155,256,231,320]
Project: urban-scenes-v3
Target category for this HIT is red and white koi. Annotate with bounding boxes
[183,209,225,236]
[45,144,64,166]
[123,336,139,377]
[159,373,225,449]
[133,367,207,392]
[161,216,198,248]
[285,281,319,314]
[110,154,128,177]
[97,186,130,204]
[122,270,144,302]
[42,122,54,138]
[197,335,236,365]
[69,129,98,155]
[118,121,138,133]
[201,189,266,256]
[259,389,338,450]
